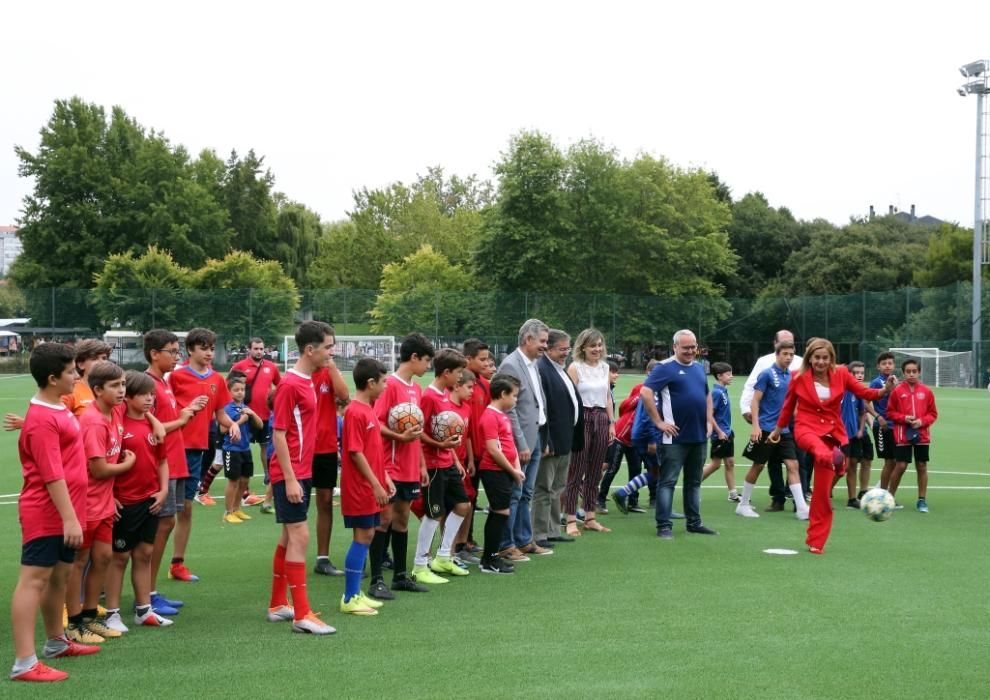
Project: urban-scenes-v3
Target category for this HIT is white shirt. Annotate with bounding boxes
[572,360,609,408]
[550,359,579,425]
[522,352,547,426]
[740,352,803,415]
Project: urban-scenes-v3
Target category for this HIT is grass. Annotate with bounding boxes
[0,373,987,698]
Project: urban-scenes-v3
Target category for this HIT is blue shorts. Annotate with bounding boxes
[343,512,381,529]
[22,535,76,567]
[633,441,662,471]
[184,449,209,500]
[273,478,312,524]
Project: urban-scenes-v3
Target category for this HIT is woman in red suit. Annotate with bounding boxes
[768,338,894,554]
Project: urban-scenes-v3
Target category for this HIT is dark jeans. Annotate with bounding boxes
[598,442,643,505]
[767,459,787,504]
[656,442,705,530]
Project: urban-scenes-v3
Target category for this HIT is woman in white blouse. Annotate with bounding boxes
[562,329,616,535]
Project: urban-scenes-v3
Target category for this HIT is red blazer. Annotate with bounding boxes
[776,365,885,446]
[886,381,937,445]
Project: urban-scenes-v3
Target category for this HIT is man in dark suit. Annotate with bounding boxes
[533,329,583,547]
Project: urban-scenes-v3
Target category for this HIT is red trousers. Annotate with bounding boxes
[795,432,839,551]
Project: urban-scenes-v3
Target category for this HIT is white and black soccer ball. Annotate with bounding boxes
[860,488,896,522]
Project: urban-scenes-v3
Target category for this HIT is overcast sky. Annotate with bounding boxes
[2,1,989,230]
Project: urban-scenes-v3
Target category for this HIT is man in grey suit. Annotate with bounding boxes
[498,318,550,561]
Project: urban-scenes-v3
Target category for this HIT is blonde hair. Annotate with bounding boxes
[798,337,836,377]
[572,328,605,363]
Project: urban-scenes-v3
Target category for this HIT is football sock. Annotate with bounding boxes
[269,544,288,608]
[170,557,183,565]
[438,513,465,557]
[741,481,755,506]
[199,464,221,494]
[11,655,38,676]
[789,483,807,509]
[135,605,151,617]
[622,472,652,496]
[414,518,441,566]
[391,530,409,578]
[285,561,310,621]
[369,529,389,581]
[343,542,368,603]
[483,511,508,561]
[42,636,69,657]
[68,613,84,626]
[81,608,97,621]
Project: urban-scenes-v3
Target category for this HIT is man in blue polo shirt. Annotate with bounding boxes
[735,341,809,520]
[639,329,717,539]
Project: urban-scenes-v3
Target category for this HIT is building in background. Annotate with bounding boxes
[0,226,21,277]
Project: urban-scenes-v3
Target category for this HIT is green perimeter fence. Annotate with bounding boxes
[3,282,988,384]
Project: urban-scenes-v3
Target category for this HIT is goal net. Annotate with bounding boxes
[282,335,396,374]
[889,347,973,388]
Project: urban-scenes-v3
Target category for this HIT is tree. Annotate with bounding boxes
[274,201,321,287]
[221,150,279,260]
[91,246,189,331]
[914,223,982,287]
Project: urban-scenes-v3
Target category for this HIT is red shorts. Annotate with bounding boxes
[82,516,114,550]
[462,472,477,501]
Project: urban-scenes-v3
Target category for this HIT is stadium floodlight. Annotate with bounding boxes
[957,59,990,386]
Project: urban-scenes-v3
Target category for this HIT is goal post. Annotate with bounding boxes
[283,335,396,374]
[889,347,973,388]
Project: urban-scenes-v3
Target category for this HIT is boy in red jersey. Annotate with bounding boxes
[10,344,99,683]
[462,339,491,550]
[338,358,392,616]
[230,336,281,505]
[367,332,434,601]
[143,330,205,615]
[886,359,938,512]
[167,328,240,582]
[67,361,135,644]
[478,373,525,575]
[266,321,336,635]
[310,337,349,577]
[104,371,172,628]
[449,369,478,565]
[415,348,470,581]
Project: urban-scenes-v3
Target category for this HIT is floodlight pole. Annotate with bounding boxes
[974,87,984,387]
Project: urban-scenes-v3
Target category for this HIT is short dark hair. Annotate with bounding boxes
[249,337,265,347]
[296,321,333,352]
[87,360,124,391]
[457,368,476,385]
[227,372,247,390]
[75,339,112,367]
[607,360,619,373]
[462,338,489,358]
[399,332,434,362]
[353,357,387,390]
[125,369,156,398]
[186,328,217,350]
[547,329,570,349]
[902,359,920,372]
[710,361,732,377]
[876,351,895,364]
[30,343,75,389]
[489,372,520,400]
[848,360,866,372]
[433,348,466,376]
[144,329,180,362]
[775,341,795,353]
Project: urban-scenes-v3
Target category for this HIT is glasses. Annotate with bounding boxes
[679,345,698,351]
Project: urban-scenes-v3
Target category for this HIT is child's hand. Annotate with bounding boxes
[120,449,136,467]
[149,489,167,514]
[385,476,396,499]
[750,426,763,443]
[454,462,466,478]
[152,423,166,445]
[191,396,209,411]
[440,435,461,449]
[63,518,83,549]
[512,468,525,485]
[228,422,242,444]
[3,413,24,431]
[400,425,422,443]
[466,460,476,477]
[113,498,123,521]
[372,481,389,507]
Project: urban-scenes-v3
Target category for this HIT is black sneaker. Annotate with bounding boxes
[368,579,395,600]
[611,491,629,514]
[313,559,343,576]
[846,498,860,510]
[628,504,647,513]
[480,557,515,575]
[657,527,674,540]
[856,490,867,501]
[381,555,394,570]
[391,575,428,592]
[686,524,718,535]
[764,501,785,513]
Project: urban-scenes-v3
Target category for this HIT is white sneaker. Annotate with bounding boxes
[267,605,295,622]
[134,608,174,627]
[292,612,336,635]
[104,611,129,634]
[796,509,810,521]
[735,503,760,518]
[727,491,741,502]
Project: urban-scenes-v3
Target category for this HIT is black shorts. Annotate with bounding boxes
[223,450,254,480]
[21,535,76,567]
[273,478,312,524]
[743,433,798,464]
[113,499,158,553]
[312,453,339,490]
[343,512,381,529]
[424,468,469,518]
[873,425,895,459]
[710,432,735,459]
[894,443,930,464]
[251,422,272,444]
[849,434,874,461]
[479,470,513,511]
[390,480,421,504]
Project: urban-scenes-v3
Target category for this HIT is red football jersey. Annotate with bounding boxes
[478,406,517,472]
[374,374,423,482]
[341,400,387,516]
[148,371,188,479]
[420,384,455,469]
[79,403,125,522]
[449,398,472,465]
[18,399,89,543]
[269,370,318,484]
[168,365,231,450]
[115,413,166,505]
[230,358,281,421]
[311,367,340,455]
[469,376,490,460]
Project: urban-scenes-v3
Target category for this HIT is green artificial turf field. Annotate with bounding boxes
[0,373,986,698]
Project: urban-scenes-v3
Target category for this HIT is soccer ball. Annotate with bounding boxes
[860,488,896,522]
[431,410,465,442]
[387,402,424,433]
